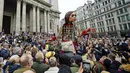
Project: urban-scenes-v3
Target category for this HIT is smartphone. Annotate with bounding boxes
[83,62,91,73]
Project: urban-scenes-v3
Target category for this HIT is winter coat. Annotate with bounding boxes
[58,64,71,73]
[31,61,50,73]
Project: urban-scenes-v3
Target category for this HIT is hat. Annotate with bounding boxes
[45,51,55,59]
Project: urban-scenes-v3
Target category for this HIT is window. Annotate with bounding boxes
[126,14,130,21]
[103,28,105,32]
[124,7,127,12]
[102,21,104,26]
[99,10,101,14]
[119,8,123,14]
[112,18,115,24]
[105,1,107,4]
[106,20,109,25]
[98,28,100,32]
[102,2,104,6]
[120,25,123,30]
[104,8,106,12]
[108,13,111,17]
[94,23,95,27]
[109,5,111,10]
[105,14,107,18]
[111,12,113,17]
[118,17,121,22]
[107,27,110,31]
[128,23,130,29]
[96,6,98,9]
[118,1,122,6]
[115,3,117,7]
[122,0,125,4]
[50,22,52,29]
[121,16,126,22]
[84,12,85,15]
[110,26,113,31]
[106,6,109,11]
[123,24,128,30]
[113,26,116,31]
[117,10,119,15]
[100,22,101,26]
[109,19,112,24]
[101,28,103,32]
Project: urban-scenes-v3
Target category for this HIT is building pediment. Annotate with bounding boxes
[23,0,51,10]
[34,0,52,7]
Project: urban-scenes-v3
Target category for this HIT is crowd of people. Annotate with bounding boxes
[0,31,129,73]
[0,10,130,73]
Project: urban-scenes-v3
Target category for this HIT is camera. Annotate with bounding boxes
[82,62,91,73]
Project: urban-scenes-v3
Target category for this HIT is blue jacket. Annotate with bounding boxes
[0,48,10,59]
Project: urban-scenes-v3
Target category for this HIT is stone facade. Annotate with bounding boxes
[0,0,60,35]
[75,0,130,37]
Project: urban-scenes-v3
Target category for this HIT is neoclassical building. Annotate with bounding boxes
[0,0,60,35]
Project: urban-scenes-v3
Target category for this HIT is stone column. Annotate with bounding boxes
[32,6,36,32]
[44,10,47,32]
[40,12,44,32]
[0,0,4,32]
[47,11,50,33]
[29,8,33,32]
[15,0,21,34]
[22,1,26,32]
[55,18,58,36]
[37,7,40,32]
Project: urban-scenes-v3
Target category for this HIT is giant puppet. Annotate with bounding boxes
[62,11,77,41]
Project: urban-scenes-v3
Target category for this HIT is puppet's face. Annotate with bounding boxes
[69,12,76,22]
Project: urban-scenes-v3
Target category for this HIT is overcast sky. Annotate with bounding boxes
[58,0,94,20]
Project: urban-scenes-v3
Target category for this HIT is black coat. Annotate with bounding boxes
[109,60,121,72]
[58,64,71,73]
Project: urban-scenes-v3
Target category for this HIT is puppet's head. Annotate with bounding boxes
[64,11,76,24]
